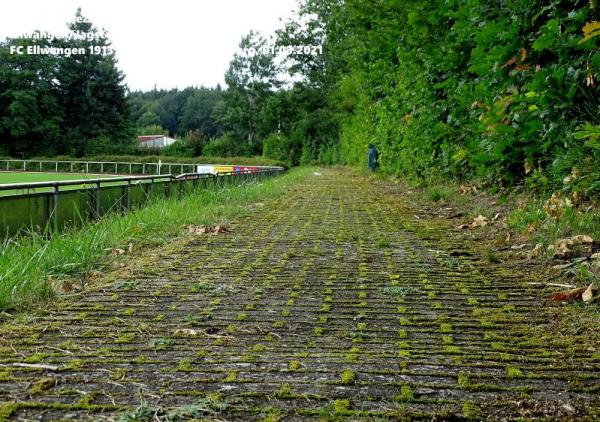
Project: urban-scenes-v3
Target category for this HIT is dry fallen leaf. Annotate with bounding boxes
[457,215,488,230]
[554,239,573,258]
[544,192,574,217]
[570,191,585,206]
[529,243,544,259]
[187,224,231,235]
[553,235,594,259]
[571,235,594,245]
[492,213,502,222]
[582,284,598,303]
[472,215,488,227]
[174,329,201,337]
[458,184,478,195]
[520,48,527,62]
[501,57,518,69]
[551,286,587,303]
[52,279,74,294]
[213,225,230,234]
[87,271,104,280]
[581,21,600,43]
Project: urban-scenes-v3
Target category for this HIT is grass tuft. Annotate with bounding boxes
[340,369,356,384]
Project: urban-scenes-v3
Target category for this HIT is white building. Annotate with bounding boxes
[138,135,177,149]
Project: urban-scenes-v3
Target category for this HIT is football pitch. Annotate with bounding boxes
[0,171,123,196]
[0,171,116,185]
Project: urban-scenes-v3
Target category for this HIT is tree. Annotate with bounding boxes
[221,31,281,154]
[127,86,225,138]
[55,9,133,155]
[137,111,162,128]
[180,86,223,138]
[267,0,343,162]
[0,37,63,156]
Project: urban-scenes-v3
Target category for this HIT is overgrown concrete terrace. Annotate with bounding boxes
[0,168,599,420]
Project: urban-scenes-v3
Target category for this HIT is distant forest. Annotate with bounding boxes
[1,1,599,197]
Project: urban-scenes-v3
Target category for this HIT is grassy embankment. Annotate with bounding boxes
[0,167,311,311]
[402,175,600,286]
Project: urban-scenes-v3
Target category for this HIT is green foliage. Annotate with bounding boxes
[203,133,249,157]
[0,10,133,157]
[302,0,600,188]
[339,369,356,384]
[333,399,350,414]
[136,125,168,137]
[161,130,209,158]
[4,1,598,180]
[395,384,414,402]
[575,124,600,150]
[262,133,301,166]
[221,31,281,155]
[86,135,138,156]
[128,86,224,139]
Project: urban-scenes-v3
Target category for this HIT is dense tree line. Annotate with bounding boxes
[128,86,224,139]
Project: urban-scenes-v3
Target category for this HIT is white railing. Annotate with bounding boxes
[0,159,198,176]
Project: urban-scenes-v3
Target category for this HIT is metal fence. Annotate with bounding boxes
[0,167,284,238]
[0,159,209,176]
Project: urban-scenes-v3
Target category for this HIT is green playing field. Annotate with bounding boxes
[0,171,117,185]
[0,171,124,196]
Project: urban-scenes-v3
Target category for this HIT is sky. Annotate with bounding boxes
[0,0,298,91]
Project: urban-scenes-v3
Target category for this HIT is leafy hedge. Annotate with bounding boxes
[327,0,599,193]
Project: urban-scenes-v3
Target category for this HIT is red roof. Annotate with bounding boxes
[138,135,164,143]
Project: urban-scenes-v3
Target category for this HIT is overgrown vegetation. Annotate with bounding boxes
[322,1,600,192]
[0,167,308,310]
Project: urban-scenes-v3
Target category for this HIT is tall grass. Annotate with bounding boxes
[0,167,311,311]
[508,201,600,249]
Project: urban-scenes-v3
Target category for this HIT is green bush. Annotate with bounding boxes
[161,140,194,158]
[262,133,302,166]
[136,125,168,137]
[203,134,249,157]
[86,135,138,156]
